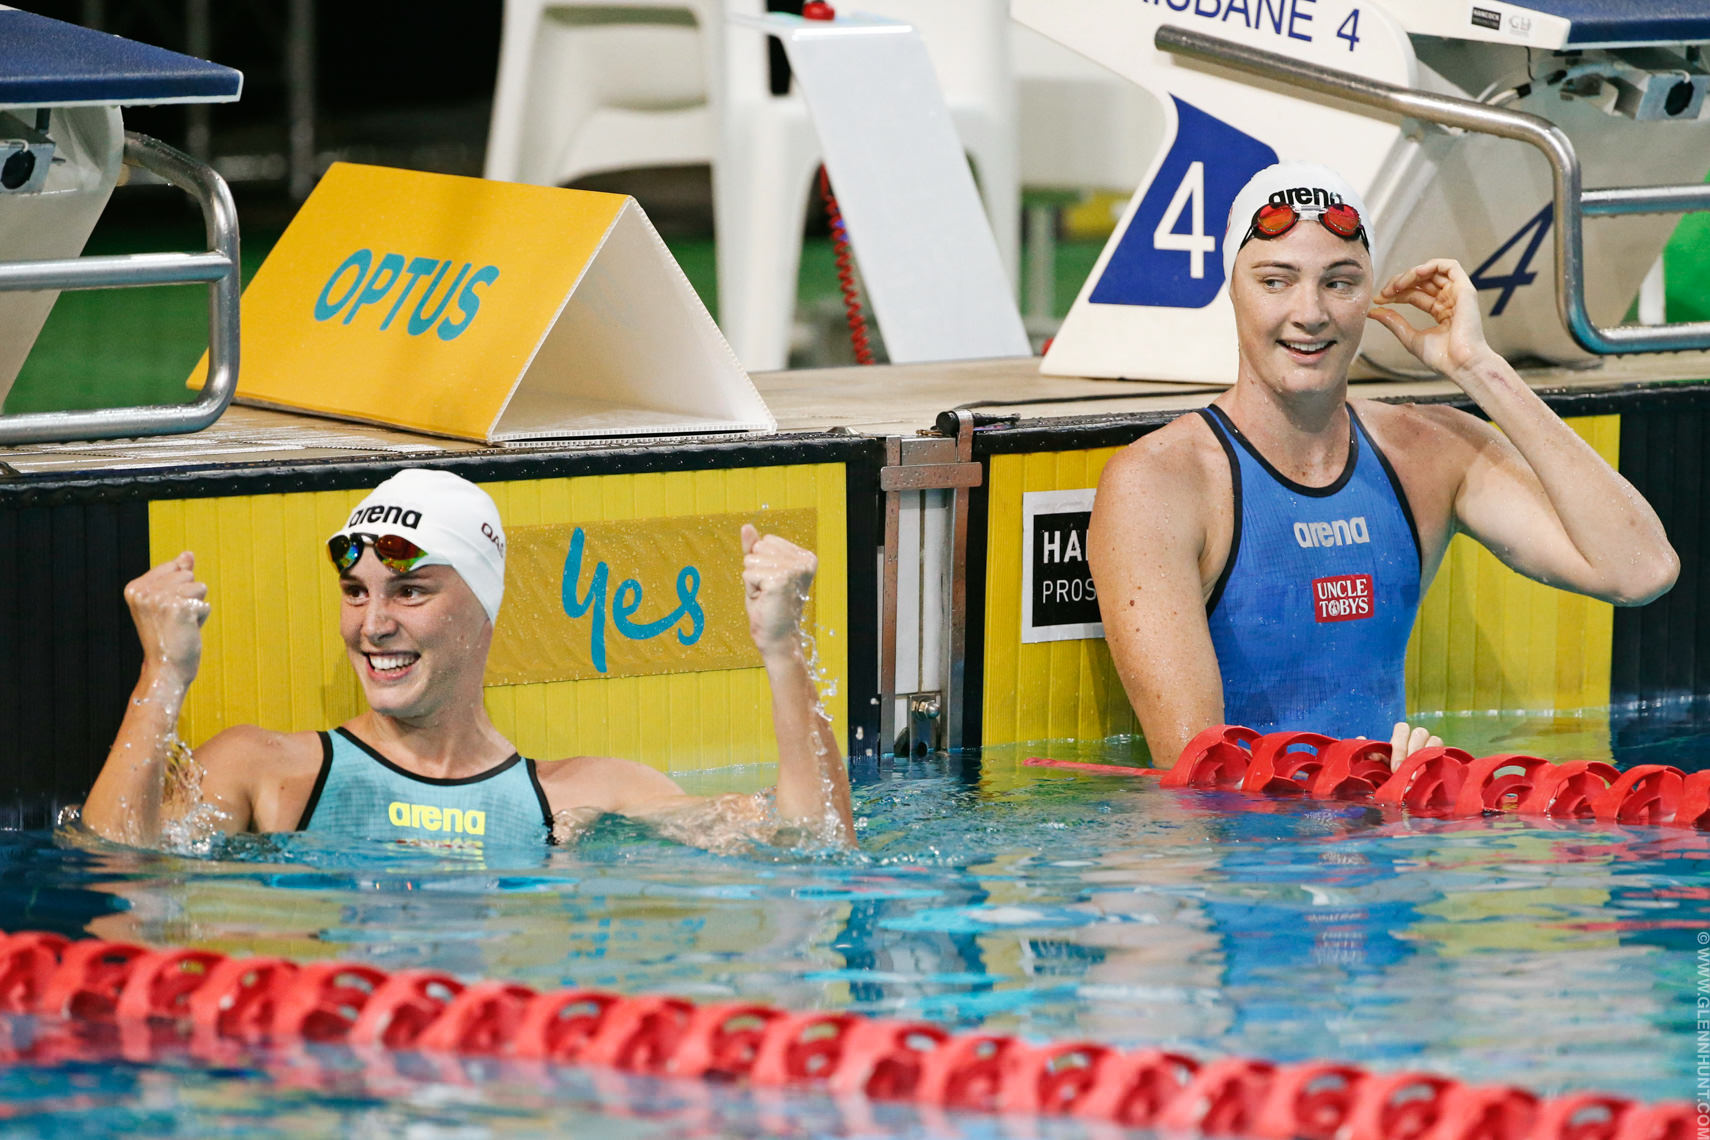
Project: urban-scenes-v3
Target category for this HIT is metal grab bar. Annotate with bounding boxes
[0,131,240,446]
[1157,25,1710,356]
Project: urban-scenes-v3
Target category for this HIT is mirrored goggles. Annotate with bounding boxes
[327,532,430,574]
[1243,200,1368,250]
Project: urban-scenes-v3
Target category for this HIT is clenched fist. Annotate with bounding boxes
[123,552,211,685]
[740,524,816,661]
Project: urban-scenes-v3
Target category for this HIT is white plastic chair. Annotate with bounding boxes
[486,0,1019,373]
[1012,23,1163,324]
[1013,23,1159,193]
[485,0,725,187]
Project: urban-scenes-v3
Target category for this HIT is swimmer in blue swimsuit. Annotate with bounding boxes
[1089,161,1678,767]
[84,469,853,851]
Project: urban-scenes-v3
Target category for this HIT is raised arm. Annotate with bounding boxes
[740,524,853,844]
[1369,259,1678,605]
[1087,438,1226,767]
[546,527,854,849]
[84,554,223,844]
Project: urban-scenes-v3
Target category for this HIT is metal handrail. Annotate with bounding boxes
[0,131,239,446]
[1157,25,1710,356]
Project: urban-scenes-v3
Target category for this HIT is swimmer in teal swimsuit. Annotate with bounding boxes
[83,469,853,851]
[1089,161,1679,768]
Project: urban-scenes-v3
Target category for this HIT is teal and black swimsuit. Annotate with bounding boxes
[296,727,554,846]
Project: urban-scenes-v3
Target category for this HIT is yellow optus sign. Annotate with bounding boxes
[489,509,816,684]
[189,163,773,442]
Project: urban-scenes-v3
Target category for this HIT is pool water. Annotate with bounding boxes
[3,707,1709,1137]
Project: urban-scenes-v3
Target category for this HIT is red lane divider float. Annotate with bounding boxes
[1028,723,1710,831]
[0,929,1692,1139]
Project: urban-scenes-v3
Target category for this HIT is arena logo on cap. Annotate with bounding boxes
[346,504,423,530]
[1269,186,1345,210]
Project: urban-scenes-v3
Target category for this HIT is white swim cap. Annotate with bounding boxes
[329,469,507,623]
[1222,161,1376,282]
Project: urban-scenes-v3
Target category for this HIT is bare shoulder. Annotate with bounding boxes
[1354,398,1493,464]
[197,724,323,772]
[1101,410,1222,488]
[1091,409,1232,597]
[1095,409,1225,526]
[535,754,685,816]
[194,725,324,832]
[1352,398,1500,564]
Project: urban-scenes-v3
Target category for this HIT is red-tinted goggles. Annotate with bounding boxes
[1243,200,1368,249]
[327,532,430,574]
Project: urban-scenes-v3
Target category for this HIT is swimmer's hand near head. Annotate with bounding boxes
[1388,721,1444,770]
[124,552,211,689]
[1369,261,1678,609]
[740,523,817,660]
[1368,259,1498,381]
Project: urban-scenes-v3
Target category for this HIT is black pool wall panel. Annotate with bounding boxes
[0,500,151,830]
[1613,405,1709,704]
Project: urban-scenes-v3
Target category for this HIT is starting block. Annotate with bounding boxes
[0,8,241,444]
[1016,0,1710,381]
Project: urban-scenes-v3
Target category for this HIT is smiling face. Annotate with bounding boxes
[338,552,493,722]
[1229,219,1373,400]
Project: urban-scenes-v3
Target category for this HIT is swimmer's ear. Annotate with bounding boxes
[741,523,759,555]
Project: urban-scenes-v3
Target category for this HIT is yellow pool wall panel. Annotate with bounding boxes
[149,463,849,774]
[1404,414,1617,715]
[983,447,1137,747]
[981,416,1619,747]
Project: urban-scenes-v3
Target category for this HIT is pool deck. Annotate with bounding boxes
[2,351,1709,476]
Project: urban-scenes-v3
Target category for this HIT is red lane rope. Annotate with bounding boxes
[818,166,875,366]
[0,928,1691,1138]
[1032,724,1710,830]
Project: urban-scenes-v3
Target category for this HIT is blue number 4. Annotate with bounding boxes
[1337,9,1360,51]
[1470,204,1553,317]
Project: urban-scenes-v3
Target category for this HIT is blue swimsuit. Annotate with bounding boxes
[296,728,554,846]
[1199,404,1422,739]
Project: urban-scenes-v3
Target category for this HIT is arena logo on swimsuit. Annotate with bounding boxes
[1294,517,1369,548]
[387,801,486,835]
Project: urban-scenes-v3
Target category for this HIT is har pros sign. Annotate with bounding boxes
[1021,489,1103,644]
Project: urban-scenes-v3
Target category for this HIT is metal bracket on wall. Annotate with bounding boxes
[878,411,981,755]
[905,691,942,758]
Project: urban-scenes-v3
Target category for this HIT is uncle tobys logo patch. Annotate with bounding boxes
[1314,574,1373,622]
